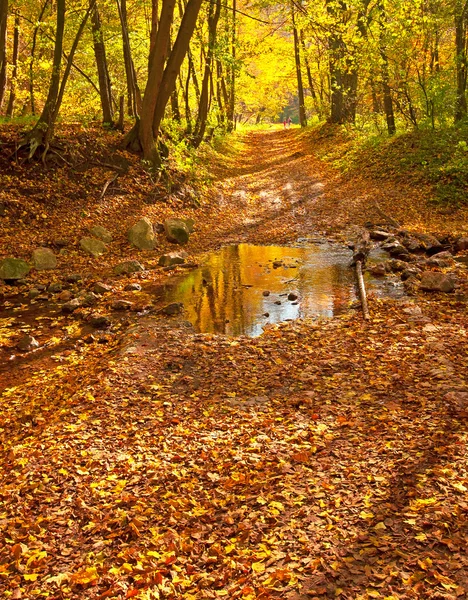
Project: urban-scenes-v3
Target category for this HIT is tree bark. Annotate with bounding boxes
[148,0,159,71]
[292,3,307,127]
[91,1,114,126]
[5,13,19,117]
[29,0,50,115]
[454,1,468,122]
[0,0,8,110]
[138,0,176,162]
[192,0,221,147]
[227,0,236,131]
[151,0,204,139]
[378,3,395,135]
[117,0,141,117]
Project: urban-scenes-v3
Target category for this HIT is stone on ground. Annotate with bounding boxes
[89,225,113,243]
[80,237,107,257]
[32,247,57,270]
[17,335,40,352]
[62,298,82,313]
[94,282,113,294]
[128,218,157,250]
[420,271,455,293]
[164,218,190,245]
[114,260,144,275]
[159,302,184,315]
[0,258,31,280]
[158,252,186,267]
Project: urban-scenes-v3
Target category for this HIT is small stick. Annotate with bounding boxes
[373,200,400,228]
[355,260,370,320]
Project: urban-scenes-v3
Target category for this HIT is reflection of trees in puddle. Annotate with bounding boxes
[161,244,358,336]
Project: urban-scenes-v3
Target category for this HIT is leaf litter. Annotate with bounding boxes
[1,127,468,599]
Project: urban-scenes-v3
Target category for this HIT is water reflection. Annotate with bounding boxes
[154,243,361,337]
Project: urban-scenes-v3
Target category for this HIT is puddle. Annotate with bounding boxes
[153,242,405,337]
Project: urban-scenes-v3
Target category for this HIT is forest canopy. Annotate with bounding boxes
[0,0,467,162]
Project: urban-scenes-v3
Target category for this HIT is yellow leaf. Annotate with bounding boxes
[374,522,386,531]
[415,533,427,541]
[71,566,99,584]
[23,573,39,581]
[252,561,265,573]
[359,511,374,520]
[268,501,284,511]
[453,482,467,492]
[225,544,236,554]
[256,496,267,505]
[367,590,381,598]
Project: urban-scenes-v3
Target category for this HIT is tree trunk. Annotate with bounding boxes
[137,0,176,162]
[454,1,468,122]
[117,0,141,117]
[29,0,50,115]
[301,30,322,120]
[5,13,19,117]
[0,0,8,110]
[91,1,114,126]
[151,0,204,139]
[227,0,236,131]
[292,3,307,127]
[148,0,158,71]
[26,0,95,157]
[378,2,395,134]
[192,0,221,147]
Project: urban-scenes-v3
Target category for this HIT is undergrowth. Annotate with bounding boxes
[303,121,468,207]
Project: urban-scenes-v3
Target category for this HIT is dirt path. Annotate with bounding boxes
[1,128,468,600]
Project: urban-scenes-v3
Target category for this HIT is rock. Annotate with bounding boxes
[124,283,142,291]
[128,217,157,250]
[53,238,69,248]
[58,290,73,302]
[158,252,186,267]
[263,312,269,317]
[114,260,144,275]
[153,222,165,234]
[36,284,47,291]
[420,271,455,293]
[387,259,407,272]
[27,288,40,299]
[369,263,387,277]
[48,282,63,293]
[272,260,283,268]
[455,236,468,252]
[62,298,82,313]
[80,237,107,257]
[288,292,298,301]
[80,292,99,307]
[425,255,454,268]
[159,302,184,315]
[0,258,31,280]
[401,267,420,281]
[370,230,393,241]
[90,313,111,329]
[403,274,420,294]
[89,225,113,243]
[183,218,195,233]
[413,232,443,255]
[17,335,40,352]
[164,218,190,245]
[274,300,281,305]
[93,282,112,294]
[66,273,82,283]
[262,290,270,297]
[381,241,410,259]
[401,237,424,252]
[111,299,133,310]
[32,248,57,270]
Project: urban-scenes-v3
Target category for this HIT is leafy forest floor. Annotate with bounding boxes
[1,124,468,599]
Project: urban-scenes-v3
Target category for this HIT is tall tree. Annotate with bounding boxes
[454,0,468,122]
[0,0,7,110]
[292,1,307,127]
[5,12,19,117]
[91,0,114,126]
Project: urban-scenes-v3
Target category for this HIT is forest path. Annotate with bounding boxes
[193,127,358,249]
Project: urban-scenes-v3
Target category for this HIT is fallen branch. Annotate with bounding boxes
[373,200,400,228]
[100,173,119,198]
[355,260,370,321]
